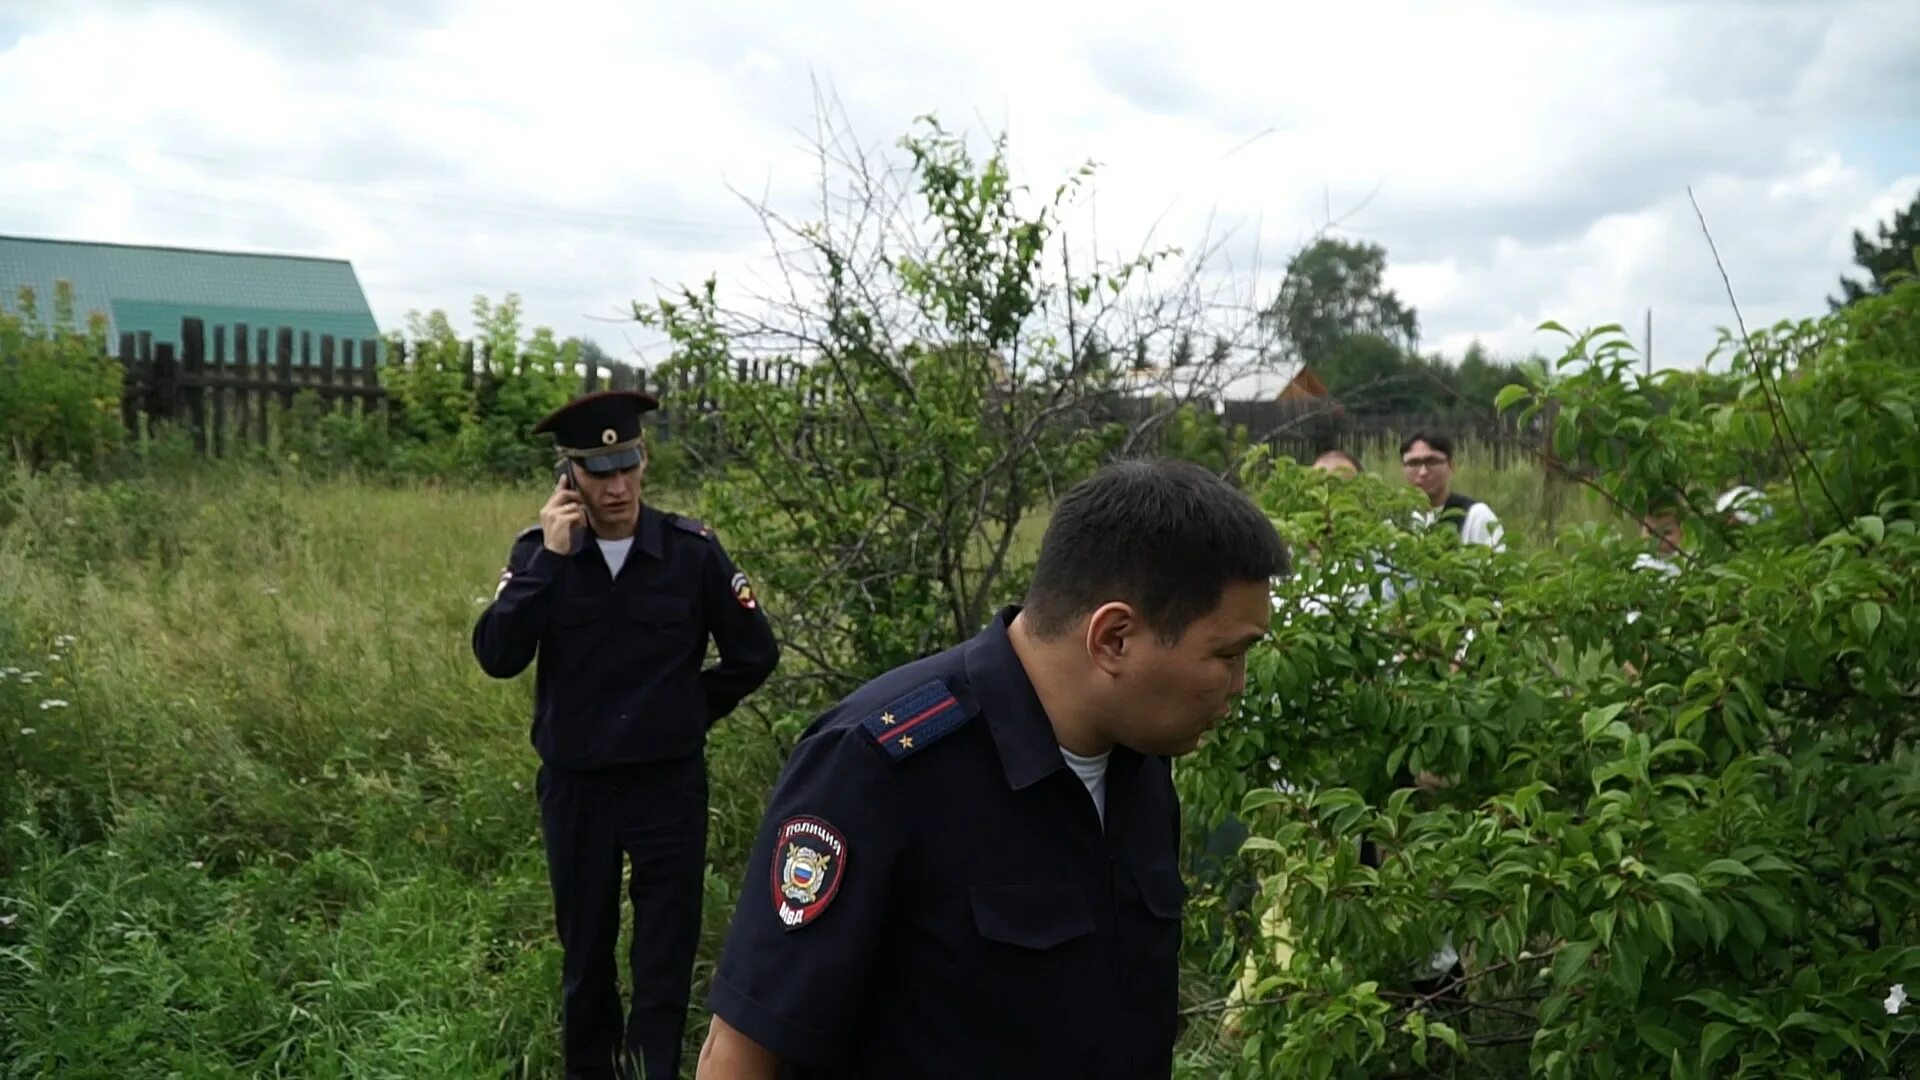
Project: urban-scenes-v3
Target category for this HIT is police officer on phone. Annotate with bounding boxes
[473,389,780,1079]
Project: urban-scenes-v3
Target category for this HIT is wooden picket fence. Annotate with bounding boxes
[114,315,1545,470]
[117,315,698,456]
[117,319,384,456]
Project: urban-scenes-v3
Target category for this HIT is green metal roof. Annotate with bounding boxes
[0,235,382,365]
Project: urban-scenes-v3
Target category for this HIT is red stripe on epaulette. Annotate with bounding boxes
[860,680,971,761]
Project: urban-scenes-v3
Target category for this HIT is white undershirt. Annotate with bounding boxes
[596,536,634,579]
[1059,746,1112,826]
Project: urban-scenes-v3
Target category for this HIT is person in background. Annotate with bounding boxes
[472,389,781,1080]
[1400,432,1504,551]
[1311,447,1362,478]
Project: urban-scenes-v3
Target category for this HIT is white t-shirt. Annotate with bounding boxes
[596,535,635,579]
[1415,501,1505,551]
[1060,745,1112,826]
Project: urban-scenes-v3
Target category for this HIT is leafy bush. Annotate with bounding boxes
[1178,282,1920,1077]
[0,283,124,473]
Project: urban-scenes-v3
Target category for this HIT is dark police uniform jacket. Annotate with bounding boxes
[471,506,779,768]
[709,606,1186,1078]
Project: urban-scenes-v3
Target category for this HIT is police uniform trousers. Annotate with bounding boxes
[537,755,708,1079]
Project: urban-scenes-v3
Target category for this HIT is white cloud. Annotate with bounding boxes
[0,0,1913,372]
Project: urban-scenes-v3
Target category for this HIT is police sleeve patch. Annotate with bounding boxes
[859,679,971,762]
[772,816,845,930]
[731,571,757,609]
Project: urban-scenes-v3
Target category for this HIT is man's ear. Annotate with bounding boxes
[1085,601,1138,676]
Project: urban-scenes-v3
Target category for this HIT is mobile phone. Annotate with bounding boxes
[553,458,574,490]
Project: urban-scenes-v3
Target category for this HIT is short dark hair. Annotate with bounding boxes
[1312,448,1363,473]
[1023,459,1289,642]
[1399,432,1454,460]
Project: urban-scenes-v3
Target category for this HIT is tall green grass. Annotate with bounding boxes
[0,466,785,1076]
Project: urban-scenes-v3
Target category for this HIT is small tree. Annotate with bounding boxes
[640,113,1262,712]
[1831,187,1920,309]
[0,283,123,472]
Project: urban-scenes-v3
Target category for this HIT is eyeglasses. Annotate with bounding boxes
[1401,456,1449,471]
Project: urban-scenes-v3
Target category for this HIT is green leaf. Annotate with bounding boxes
[1727,899,1767,949]
[1610,935,1644,1002]
[1494,383,1530,412]
[1582,703,1629,743]
[1637,1023,1686,1055]
[1650,738,1705,762]
[1428,1020,1465,1055]
[1554,940,1597,987]
[1649,901,1674,953]
[1747,888,1796,935]
[1657,872,1703,903]
[1699,858,1757,881]
[1591,908,1618,947]
[1699,1022,1740,1070]
[1240,788,1286,814]
[1857,515,1886,545]
[1853,600,1883,641]
[1681,989,1747,1021]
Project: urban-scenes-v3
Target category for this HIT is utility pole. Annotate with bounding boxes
[1644,308,1653,377]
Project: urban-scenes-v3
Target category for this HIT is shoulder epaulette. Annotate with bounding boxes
[514,524,543,543]
[859,679,973,762]
[669,515,714,540]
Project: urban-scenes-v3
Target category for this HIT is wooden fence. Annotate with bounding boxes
[112,315,1542,468]
[118,319,384,456]
[117,316,696,456]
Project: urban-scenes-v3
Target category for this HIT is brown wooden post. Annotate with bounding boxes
[362,338,382,416]
[276,327,295,418]
[583,355,599,393]
[181,318,208,454]
[340,339,356,413]
[299,330,313,406]
[256,328,272,443]
[319,335,336,412]
[152,342,179,429]
[462,340,476,392]
[211,324,228,457]
[118,332,140,436]
[233,323,251,448]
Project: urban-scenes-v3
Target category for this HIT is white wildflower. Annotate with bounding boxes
[512,781,524,792]
[263,586,280,596]
[472,596,488,604]
[1887,984,1908,1015]
[54,635,75,648]
[187,860,204,870]
[0,914,16,928]
[19,728,35,737]
[46,653,60,661]
[20,672,40,684]
[39,699,68,711]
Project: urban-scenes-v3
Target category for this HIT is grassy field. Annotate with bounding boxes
[0,467,790,1076]
[0,449,1614,1077]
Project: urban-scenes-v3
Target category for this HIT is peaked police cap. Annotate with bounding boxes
[531,389,660,474]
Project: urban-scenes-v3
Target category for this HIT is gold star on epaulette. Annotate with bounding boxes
[900,736,914,749]
[881,712,896,725]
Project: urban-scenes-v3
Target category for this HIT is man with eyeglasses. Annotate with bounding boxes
[1399,432,1503,550]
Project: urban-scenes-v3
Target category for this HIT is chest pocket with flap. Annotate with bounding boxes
[625,594,691,628]
[969,881,1096,950]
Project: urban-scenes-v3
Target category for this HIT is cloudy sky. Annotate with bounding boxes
[1,0,1915,370]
